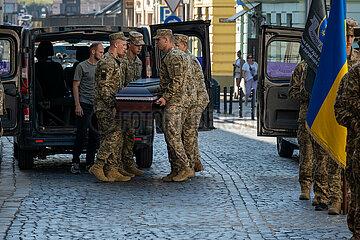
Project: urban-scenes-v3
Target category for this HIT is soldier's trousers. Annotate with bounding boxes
[182,105,198,169]
[121,120,135,168]
[297,118,313,190]
[163,105,190,172]
[347,134,357,234]
[95,110,123,169]
[350,147,360,236]
[193,107,204,166]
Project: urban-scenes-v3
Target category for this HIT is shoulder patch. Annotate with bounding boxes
[101,69,107,80]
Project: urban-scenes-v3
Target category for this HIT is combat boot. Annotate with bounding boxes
[188,168,195,178]
[118,168,135,178]
[106,169,131,182]
[312,197,319,206]
[88,161,109,182]
[299,187,310,200]
[173,167,193,182]
[194,160,204,172]
[162,171,177,182]
[125,165,145,176]
[328,201,341,215]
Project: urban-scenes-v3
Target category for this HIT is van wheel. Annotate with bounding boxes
[135,145,153,168]
[18,148,34,169]
[277,137,294,158]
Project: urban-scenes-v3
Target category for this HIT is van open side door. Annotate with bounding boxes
[257,25,303,137]
[0,26,22,135]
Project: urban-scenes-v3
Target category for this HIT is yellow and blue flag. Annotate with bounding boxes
[306,0,348,166]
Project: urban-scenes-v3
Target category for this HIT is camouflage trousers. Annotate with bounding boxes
[347,133,357,234]
[312,140,342,205]
[95,109,124,170]
[193,107,204,167]
[120,120,135,168]
[182,106,198,169]
[350,145,360,236]
[297,116,313,190]
[163,105,190,173]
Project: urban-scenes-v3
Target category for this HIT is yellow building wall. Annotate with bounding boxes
[194,0,236,88]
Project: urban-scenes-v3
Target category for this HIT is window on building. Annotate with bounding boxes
[287,14,292,27]
[148,13,153,25]
[136,13,141,25]
[266,40,301,79]
[266,13,271,25]
[205,7,209,20]
[276,13,281,26]
[197,7,202,20]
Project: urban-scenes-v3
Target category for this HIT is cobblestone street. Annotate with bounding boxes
[0,116,351,239]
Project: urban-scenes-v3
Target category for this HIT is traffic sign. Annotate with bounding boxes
[164,0,181,13]
[160,5,171,23]
[164,15,182,24]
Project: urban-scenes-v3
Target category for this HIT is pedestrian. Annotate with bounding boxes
[71,43,103,174]
[289,61,314,201]
[154,29,194,182]
[88,32,131,182]
[242,54,258,105]
[233,50,245,99]
[335,18,360,233]
[118,31,146,177]
[174,33,209,173]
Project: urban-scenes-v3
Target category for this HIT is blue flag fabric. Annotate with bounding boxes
[306,0,348,166]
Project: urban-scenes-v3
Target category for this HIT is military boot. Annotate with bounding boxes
[194,160,204,172]
[312,197,319,206]
[162,171,177,182]
[88,160,109,182]
[299,187,310,200]
[118,168,135,178]
[173,167,193,182]
[106,169,131,182]
[188,168,195,178]
[125,165,145,176]
[328,201,341,215]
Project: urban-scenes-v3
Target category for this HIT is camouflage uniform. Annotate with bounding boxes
[93,51,125,170]
[0,82,5,136]
[120,49,143,168]
[288,61,314,194]
[335,63,360,238]
[160,46,192,173]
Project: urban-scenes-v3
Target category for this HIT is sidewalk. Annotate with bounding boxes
[213,97,257,129]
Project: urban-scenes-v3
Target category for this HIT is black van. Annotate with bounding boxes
[257,25,303,157]
[0,20,213,169]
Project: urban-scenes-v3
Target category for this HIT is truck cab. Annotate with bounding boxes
[257,25,303,157]
[0,20,213,169]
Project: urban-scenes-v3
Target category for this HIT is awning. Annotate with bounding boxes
[220,3,261,23]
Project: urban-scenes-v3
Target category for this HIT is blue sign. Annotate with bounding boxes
[160,6,171,23]
[164,15,182,24]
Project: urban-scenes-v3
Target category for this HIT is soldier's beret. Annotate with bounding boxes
[153,29,173,39]
[109,32,129,41]
[346,18,359,36]
[129,31,145,45]
[174,34,188,44]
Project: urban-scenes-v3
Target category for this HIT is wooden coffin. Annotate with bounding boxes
[115,78,162,120]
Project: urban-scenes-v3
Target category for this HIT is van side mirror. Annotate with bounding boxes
[5,88,18,97]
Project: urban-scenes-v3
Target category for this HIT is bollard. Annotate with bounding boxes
[251,88,255,120]
[224,86,227,114]
[229,86,233,114]
[239,87,243,118]
[216,85,221,113]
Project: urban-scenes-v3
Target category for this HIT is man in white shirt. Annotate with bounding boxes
[242,54,258,105]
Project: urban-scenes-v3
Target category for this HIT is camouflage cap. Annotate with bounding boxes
[174,34,188,44]
[129,31,145,45]
[346,18,358,36]
[153,29,173,39]
[109,32,129,41]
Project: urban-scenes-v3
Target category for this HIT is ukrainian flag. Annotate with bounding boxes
[306,0,347,166]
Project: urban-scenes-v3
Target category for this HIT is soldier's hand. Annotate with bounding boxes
[75,104,83,117]
[113,108,117,117]
[156,97,166,107]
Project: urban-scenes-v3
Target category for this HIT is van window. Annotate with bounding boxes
[188,36,203,67]
[0,40,12,77]
[266,40,301,79]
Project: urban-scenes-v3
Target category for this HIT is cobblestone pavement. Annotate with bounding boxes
[0,119,351,239]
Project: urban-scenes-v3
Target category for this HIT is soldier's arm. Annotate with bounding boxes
[95,62,117,109]
[162,55,185,102]
[193,58,209,110]
[288,63,302,100]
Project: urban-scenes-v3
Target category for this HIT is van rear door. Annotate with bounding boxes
[150,20,214,130]
[0,26,22,135]
[257,25,303,137]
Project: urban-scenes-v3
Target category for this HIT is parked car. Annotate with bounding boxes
[0,20,214,169]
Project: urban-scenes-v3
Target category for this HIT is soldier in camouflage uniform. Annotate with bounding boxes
[174,34,209,173]
[89,32,131,182]
[335,19,360,236]
[289,61,314,201]
[118,31,146,177]
[154,29,195,182]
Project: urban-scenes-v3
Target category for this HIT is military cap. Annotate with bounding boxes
[346,18,358,36]
[153,29,173,39]
[129,31,145,45]
[174,34,188,44]
[109,32,129,41]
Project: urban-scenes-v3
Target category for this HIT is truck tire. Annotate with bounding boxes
[135,145,153,168]
[277,137,294,158]
[18,148,34,170]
